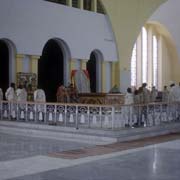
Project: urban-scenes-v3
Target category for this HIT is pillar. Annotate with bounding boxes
[147,27,153,89]
[81,60,87,70]
[111,62,118,87]
[78,0,84,9]
[30,55,40,76]
[158,36,163,90]
[16,54,25,73]
[136,33,142,88]
[91,0,97,12]
[67,0,72,7]
[70,59,77,71]
[101,61,106,92]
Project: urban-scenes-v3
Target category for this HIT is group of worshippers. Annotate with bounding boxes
[0,83,46,103]
[123,82,180,126]
[124,82,180,106]
[0,82,78,104]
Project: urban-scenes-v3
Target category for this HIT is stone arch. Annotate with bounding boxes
[38,38,71,102]
[87,49,104,93]
[147,21,178,59]
[0,38,16,96]
[147,21,180,85]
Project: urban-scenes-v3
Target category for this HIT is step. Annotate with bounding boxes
[0,120,180,145]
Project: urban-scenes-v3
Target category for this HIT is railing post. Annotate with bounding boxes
[25,103,28,122]
[35,104,37,123]
[44,104,47,124]
[160,103,162,124]
[153,104,155,126]
[111,106,115,130]
[65,105,67,127]
[88,106,90,128]
[17,102,19,121]
[100,106,102,128]
[75,105,78,129]
[55,104,57,124]
[8,102,11,121]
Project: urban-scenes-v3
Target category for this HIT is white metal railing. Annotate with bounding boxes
[114,102,180,128]
[0,100,180,130]
[0,101,114,129]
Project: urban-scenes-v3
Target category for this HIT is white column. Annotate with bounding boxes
[158,35,163,90]
[78,0,84,9]
[136,33,142,88]
[105,62,111,92]
[147,27,153,89]
[23,55,31,73]
[91,0,97,12]
[67,0,72,7]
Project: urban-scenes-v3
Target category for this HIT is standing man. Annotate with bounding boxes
[142,83,150,125]
[5,83,16,101]
[150,86,158,102]
[162,86,169,102]
[34,85,46,121]
[5,83,16,119]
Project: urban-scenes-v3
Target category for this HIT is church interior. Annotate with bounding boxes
[0,0,180,179]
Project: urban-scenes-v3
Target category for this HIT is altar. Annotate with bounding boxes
[78,93,125,105]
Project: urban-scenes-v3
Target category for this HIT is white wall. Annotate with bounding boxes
[149,0,180,62]
[0,0,118,61]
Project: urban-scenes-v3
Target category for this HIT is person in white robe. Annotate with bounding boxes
[124,87,134,126]
[168,82,179,120]
[141,83,150,125]
[162,86,169,102]
[142,83,150,104]
[16,85,23,102]
[5,83,16,101]
[16,85,27,119]
[5,83,16,119]
[168,82,179,102]
[16,85,27,102]
[150,86,158,102]
[34,87,46,121]
[34,88,46,103]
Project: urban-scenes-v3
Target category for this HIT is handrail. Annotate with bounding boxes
[0,100,179,130]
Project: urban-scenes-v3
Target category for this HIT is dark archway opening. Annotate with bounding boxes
[0,40,9,99]
[86,52,96,93]
[38,39,64,102]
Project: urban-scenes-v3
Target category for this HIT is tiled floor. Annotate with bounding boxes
[1,132,180,180]
[48,133,180,159]
[0,132,92,161]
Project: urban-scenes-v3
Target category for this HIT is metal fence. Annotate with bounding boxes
[0,100,179,130]
[114,102,180,128]
[0,101,114,129]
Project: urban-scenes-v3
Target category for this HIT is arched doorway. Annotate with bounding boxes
[86,50,103,93]
[0,40,9,98]
[87,53,96,92]
[38,39,70,102]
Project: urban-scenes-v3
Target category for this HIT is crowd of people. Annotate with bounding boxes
[0,83,45,103]
[124,82,180,106]
[0,81,180,123]
[0,82,78,104]
[122,82,180,127]
[1,81,180,105]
